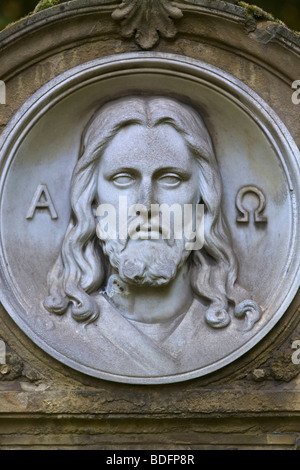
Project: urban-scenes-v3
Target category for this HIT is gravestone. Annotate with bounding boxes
[0,0,299,449]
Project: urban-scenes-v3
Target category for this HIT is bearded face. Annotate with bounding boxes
[99,216,191,287]
[95,123,200,289]
[44,96,260,333]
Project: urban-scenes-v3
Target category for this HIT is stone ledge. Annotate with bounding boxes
[0,413,299,449]
[0,389,299,416]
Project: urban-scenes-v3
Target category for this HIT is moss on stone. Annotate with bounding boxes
[34,0,63,14]
[0,0,65,31]
[238,2,286,26]
[2,1,300,39]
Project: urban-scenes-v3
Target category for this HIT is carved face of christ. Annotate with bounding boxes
[96,123,200,287]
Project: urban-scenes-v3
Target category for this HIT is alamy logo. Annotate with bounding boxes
[0,81,6,105]
[95,197,205,251]
[292,80,300,105]
[292,340,300,365]
[0,340,6,365]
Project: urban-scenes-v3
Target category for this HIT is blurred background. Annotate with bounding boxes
[0,0,300,31]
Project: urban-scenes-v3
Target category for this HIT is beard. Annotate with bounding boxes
[100,235,190,288]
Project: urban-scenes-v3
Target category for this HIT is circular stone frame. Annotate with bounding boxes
[0,52,299,384]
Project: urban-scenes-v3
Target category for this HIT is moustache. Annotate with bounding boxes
[97,213,177,249]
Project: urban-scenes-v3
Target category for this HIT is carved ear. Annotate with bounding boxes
[234,300,262,331]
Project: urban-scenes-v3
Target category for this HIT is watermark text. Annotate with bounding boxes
[0,81,6,105]
[292,80,300,105]
[96,197,204,251]
[0,340,6,365]
[292,340,300,365]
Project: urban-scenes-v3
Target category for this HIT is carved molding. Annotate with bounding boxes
[112,0,183,49]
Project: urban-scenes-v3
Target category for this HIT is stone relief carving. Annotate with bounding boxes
[112,0,183,49]
[26,183,58,220]
[43,96,261,374]
[236,186,267,224]
[0,53,298,383]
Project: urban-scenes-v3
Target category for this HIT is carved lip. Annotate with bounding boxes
[128,224,169,240]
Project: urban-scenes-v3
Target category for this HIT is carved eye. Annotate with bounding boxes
[158,173,182,187]
[112,173,135,187]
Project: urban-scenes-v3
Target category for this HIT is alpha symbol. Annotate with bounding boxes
[26,184,58,220]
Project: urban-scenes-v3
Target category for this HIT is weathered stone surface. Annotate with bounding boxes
[112,0,183,49]
[0,0,299,449]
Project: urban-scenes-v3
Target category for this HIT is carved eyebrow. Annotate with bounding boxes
[153,119,183,134]
[153,167,192,180]
[103,166,193,180]
[105,167,140,179]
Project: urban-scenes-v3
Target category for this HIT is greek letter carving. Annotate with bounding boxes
[26,184,58,220]
[236,186,267,223]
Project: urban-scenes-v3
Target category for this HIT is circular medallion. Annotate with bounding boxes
[0,52,299,384]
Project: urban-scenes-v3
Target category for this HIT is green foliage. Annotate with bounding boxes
[34,0,61,13]
[0,0,299,32]
[238,2,286,25]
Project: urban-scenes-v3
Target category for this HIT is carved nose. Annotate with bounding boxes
[138,180,155,208]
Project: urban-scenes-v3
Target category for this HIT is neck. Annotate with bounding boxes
[105,263,193,324]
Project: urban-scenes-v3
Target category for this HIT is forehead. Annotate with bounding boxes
[99,124,194,173]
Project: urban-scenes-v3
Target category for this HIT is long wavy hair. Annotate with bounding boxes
[44,96,261,330]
